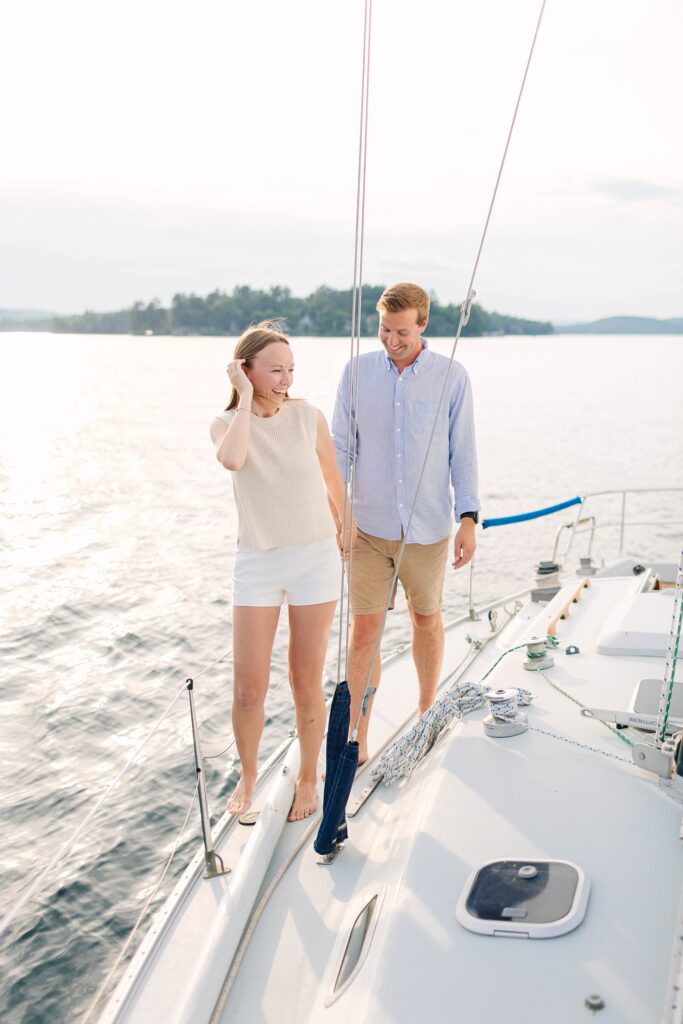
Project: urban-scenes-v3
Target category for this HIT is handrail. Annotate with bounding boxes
[482,496,581,529]
[473,486,683,623]
[552,516,596,562]
[577,487,683,559]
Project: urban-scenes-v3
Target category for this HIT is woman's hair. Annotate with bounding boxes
[376,281,430,326]
[226,320,291,410]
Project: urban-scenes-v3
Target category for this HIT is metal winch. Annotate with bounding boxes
[522,637,555,672]
[483,688,529,737]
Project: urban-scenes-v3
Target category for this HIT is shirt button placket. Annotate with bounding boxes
[396,377,406,525]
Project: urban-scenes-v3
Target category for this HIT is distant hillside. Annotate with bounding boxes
[558,316,683,335]
[0,308,54,321]
[0,308,54,330]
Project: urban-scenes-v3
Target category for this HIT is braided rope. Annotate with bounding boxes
[538,668,634,748]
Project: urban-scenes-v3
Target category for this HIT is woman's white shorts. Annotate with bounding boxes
[233,536,341,607]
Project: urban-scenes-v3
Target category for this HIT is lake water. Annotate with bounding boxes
[1,332,682,1022]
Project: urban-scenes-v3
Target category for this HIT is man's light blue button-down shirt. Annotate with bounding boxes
[331,342,479,544]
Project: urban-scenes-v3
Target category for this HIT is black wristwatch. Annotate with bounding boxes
[460,511,479,524]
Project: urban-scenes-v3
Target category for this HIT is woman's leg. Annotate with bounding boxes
[287,600,336,821]
[228,604,281,815]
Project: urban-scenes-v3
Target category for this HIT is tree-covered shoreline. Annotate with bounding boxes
[19,285,553,337]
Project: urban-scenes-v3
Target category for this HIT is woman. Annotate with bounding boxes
[210,321,352,822]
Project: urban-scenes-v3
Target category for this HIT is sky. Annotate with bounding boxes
[1,0,681,322]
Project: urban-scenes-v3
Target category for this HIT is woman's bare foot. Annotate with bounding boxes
[227,774,256,816]
[288,778,318,822]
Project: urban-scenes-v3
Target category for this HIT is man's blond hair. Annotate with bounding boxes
[376,282,429,325]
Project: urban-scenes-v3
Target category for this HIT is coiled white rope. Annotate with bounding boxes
[485,687,533,721]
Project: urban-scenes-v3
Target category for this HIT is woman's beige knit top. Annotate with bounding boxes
[215,400,336,550]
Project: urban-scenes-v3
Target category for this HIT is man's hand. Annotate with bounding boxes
[337,519,357,560]
[452,518,476,570]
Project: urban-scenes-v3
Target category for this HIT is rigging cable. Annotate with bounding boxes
[656,548,683,745]
[351,0,549,740]
[336,0,373,688]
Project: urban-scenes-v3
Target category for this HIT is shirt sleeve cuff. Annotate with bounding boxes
[454,498,480,523]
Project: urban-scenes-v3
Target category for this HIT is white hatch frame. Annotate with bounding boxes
[455,859,590,939]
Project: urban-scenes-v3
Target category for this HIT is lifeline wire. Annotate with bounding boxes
[0,675,190,940]
[336,0,373,687]
[0,646,232,941]
[656,549,683,745]
[352,0,549,737]
[80,779,200,1023]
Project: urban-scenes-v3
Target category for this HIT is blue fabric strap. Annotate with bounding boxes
[482,496,582,529]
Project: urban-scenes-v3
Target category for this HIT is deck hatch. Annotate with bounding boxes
[456,859,589,938]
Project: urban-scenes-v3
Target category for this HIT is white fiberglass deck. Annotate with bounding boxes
[102,563,683,1024]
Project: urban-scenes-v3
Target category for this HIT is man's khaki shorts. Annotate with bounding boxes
[349,529,450,616]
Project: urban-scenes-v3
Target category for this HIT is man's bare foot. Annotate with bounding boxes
[227,775,256,816]
[288,779,318,822]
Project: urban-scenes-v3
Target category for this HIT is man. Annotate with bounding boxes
[331,281,479,763]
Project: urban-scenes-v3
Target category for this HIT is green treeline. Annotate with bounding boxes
[49,285,552,337]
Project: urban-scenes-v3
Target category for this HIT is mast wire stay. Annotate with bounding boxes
[351,0,549,738]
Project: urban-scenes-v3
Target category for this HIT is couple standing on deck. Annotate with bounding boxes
[210,282,479,822]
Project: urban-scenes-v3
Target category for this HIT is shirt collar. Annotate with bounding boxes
[384,338,429,375]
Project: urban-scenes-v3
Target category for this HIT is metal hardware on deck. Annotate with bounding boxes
[582,707,683,734]
[348,777,382,818]
[317,843,345,865]
[531,560,562,603]
[238,812,259,827]
[361,686,377,716]
[523,637,554,671]
[187,679,231,879]
[566,644,580,655]
[484,711,528,738]
[551,515,596,564]
[585,994,605,1012]
[631,740,674,778]
[484,688,529,738]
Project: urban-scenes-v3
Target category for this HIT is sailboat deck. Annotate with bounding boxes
[101,563,683,1024]
[223,567,683,1023]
